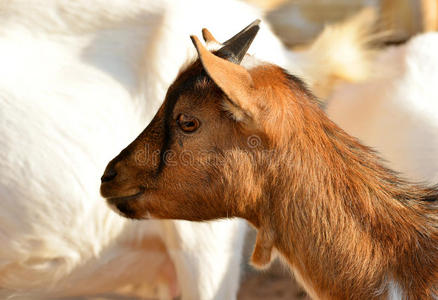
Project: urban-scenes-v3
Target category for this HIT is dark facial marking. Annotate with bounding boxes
[156,61,210,172]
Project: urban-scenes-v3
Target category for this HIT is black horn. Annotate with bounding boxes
[217,19,260,64]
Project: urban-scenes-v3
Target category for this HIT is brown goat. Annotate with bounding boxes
[100,21,438,299]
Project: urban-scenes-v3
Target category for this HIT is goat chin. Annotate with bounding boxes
[0,0,379,299]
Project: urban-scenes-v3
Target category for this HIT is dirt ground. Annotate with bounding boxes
[238,262,310,300]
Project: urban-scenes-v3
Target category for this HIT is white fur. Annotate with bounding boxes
[0,0,314,299]
[327,33,438,184]
[294,8,378,99]
[242,54,266,70]
[387,279,403,300]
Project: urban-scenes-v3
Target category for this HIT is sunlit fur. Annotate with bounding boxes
[325,32,438,297]
[103,38,438,299]
[293,7,378,99]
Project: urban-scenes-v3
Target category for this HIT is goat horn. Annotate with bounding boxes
[218,19,261,64]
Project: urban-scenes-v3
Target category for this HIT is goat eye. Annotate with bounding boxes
[177,114,200,133]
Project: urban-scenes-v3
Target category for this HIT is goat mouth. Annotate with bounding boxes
[105,187,147,219]
[105,187,145,203]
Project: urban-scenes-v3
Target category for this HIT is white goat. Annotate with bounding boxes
[0,1,373,299]
[327,32,438,184]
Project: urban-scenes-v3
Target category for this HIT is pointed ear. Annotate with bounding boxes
[190,35,256,122]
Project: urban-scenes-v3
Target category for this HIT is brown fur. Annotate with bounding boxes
[101,34,438,299]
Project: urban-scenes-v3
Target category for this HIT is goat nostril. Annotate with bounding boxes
[101,169,117,183]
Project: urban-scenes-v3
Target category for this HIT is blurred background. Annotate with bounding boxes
[251,0,438,45]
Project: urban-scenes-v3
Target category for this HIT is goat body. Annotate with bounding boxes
[101,23,438,299]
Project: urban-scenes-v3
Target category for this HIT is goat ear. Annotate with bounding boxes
[190,35,255,121]
[202,28,219,44]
